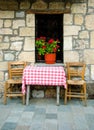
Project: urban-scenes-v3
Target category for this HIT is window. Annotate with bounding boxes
[35,14,63,63]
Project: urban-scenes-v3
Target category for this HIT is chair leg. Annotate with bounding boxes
[22,94,25,105]
[64,88,67,105]
[68,85,71,100]
[3,82,7,105]
[81,87,84,101]
[83,83,87,106]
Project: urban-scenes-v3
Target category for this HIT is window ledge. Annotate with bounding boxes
[34,63,65,67]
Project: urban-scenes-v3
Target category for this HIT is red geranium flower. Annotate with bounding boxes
[48,39,54,44]
[42,45,46,49]
[35,36,60,55]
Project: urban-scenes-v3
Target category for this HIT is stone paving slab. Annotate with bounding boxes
[0,98,94,130]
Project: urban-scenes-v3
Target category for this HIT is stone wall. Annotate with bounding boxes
[0,0,94,98]
[0,11,35,93]
[64,0,94,97]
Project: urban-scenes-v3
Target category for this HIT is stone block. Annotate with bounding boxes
[84,50,94,64]
[19,52,35,63]
[45,88,56,98]
[91,65,94,80]
[64,25,81,36]
[0,62,8,71]
[64,51,79,63]
[4,72,8,81]
[10,41,23,51]
[16,11,25,18]
[0,0,18,10]
[0,20,3,28]
[31,0,47,10]
[74,14,84,25]
[90,31,94,48]
[4,20,12,28]
[0,82,4,93]
[49,2,64,9]
[19,27,35,37]
[64,14,73,25]
[79,31,89,39]
[26,14,35,27]
[13,30,18,35]
[85,15,94,30]
[87,82,94,97]
[10,37,24,42]
[13,20,25,29]
[88,8,94,13]
[88,0,94,7]
[32,90,44,98]
[20,1,30,10]
[0,51,3,61]
[4,36,9,42]
[6,0,18,10]
[4,53,14,61]
[0,36,3,42]
[73,39,89,49]
[0,29,12,35]
[64,37,72,50]
[0,11,14,18]
[85,66,90,81]
[71,3,87,14]
[0,43,9,50]
[24,37,35,51]
[0,72,4,81]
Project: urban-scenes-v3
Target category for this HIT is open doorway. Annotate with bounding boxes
[35,14,63,63]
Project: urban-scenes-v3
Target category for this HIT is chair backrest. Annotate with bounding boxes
[66,62,86,80]
[8,61,26,79]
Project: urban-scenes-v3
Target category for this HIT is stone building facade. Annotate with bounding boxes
[0,0,94,98]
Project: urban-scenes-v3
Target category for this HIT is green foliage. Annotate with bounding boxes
[35,36,60,55]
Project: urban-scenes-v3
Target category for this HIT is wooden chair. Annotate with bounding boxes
[64,62,87,106]
[3,61,26,105]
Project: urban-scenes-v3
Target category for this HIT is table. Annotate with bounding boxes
[22,65,66,105]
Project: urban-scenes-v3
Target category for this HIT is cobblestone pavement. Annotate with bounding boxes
[0,98,94,130]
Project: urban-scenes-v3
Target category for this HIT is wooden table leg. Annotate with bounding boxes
[26,85,30,105]
[57,86,60,106]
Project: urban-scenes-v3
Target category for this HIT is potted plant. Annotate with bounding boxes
[35,36,60,64]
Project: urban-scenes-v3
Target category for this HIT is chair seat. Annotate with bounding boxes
[67,80,85,85]
[64,62,87,106]
[4,61,26,105]
[6,79,22,84]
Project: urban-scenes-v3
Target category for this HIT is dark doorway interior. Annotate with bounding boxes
[35,14,63,63]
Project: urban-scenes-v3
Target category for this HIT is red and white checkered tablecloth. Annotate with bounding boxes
[22,65,66,94]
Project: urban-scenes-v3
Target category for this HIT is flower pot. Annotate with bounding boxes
[44,53,56,64]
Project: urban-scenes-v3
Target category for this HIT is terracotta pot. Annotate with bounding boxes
[44,53,56,64]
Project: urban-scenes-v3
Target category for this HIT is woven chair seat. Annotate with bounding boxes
[4,61,26,105]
